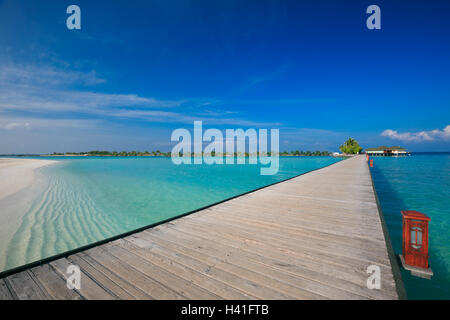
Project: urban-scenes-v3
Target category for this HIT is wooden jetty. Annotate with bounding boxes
[0,155,403,300]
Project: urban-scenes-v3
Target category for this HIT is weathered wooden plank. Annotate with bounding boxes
[67,254,137,300]
[103,243,222,300]
[157,222,396,299]
[165,218,394,288]
[190,211,390,259]
[215,200,383,231]
[50,258,116,300]
[5,270,51,300]
[70,252,153,300]
[83,246,185,300]
[124,235,270,299]
[210,199,383,227]
[0,279,14,300]
[118,238,255,300]
[206,207,385,244]
[29,264,83,300]
[212,199,382,225]
[170,216,393,270]
[148,225,367,300]
[199,207,388,249]
[140,230,321,299]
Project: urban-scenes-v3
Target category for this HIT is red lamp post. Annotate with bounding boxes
[399,210,433,279]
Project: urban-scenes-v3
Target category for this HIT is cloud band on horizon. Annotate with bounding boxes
[381,125,450,142]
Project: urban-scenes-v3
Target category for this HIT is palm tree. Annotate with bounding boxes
[339,138,363,154]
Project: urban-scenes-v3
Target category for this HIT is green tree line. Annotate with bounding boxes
[51,150,332,157]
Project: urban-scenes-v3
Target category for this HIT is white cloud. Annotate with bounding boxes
[0,64,106,87]
[381,125,450,142]
[0,90,169,113]
[0,63,183,115]
[2,122,30,130]
[112,109,281,126]
[0,117,100,130]
[0,61,281,130]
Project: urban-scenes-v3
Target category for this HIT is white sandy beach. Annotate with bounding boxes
[0,158,56,201]
[0,158,57,270]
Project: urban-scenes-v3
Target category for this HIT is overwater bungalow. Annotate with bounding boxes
[365,146,411,157]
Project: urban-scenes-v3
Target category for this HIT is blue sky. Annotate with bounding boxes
[0,0,449,153]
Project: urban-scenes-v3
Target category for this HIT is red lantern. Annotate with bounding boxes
[399,210,433,279]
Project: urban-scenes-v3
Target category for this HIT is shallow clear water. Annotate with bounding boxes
[370,153,450,299]
[1,156,341,273]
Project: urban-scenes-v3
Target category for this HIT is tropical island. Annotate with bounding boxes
[40,150,334,157]
[3,138,366,158]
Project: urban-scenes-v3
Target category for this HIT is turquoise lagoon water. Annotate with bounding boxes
[370,153,450,299]
[1,156,341,273]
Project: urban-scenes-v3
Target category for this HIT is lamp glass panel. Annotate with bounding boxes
[411,227,422,249]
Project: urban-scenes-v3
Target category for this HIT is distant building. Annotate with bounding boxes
[332,152,341,157]
[365,146,410,157]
